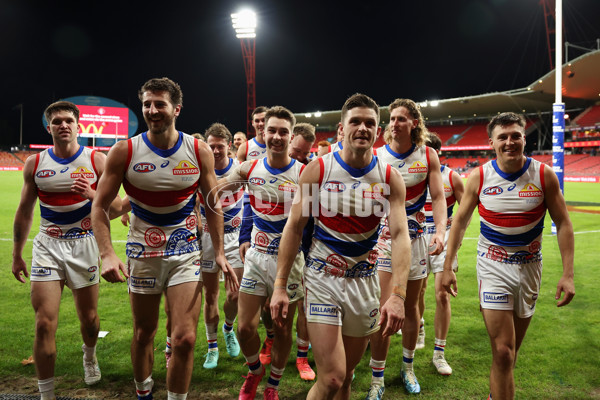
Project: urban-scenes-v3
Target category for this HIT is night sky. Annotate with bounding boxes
[1,0,599,145]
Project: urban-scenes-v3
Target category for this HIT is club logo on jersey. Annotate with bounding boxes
[81,218,92,230]
[408,161,427,173]
[172,160,199,175]
[185,215,197,230]
[368,250,379,264]
[248,150,261,157]
[231,216,242,227]
[483,292,509,303]
[486,245,508,262]
[254,231,270,247]
[130,276,156,289]
[518,183,543,198]
[71,166,95,179]
[36,169,56,178]
[145,227,166,248]
[46,225,63,238]
[31,267,51,276]
[288,283,299,290]
[416,211,426,224]
[249,177,266,186]
[529,241,541,253]
[88,266,98,273]
[483,186,503,196]
[327,254,348,270]
[278,180,297,193]
[133,162,156,173]
[369,308,379,318]
[323,181,346,192]
[362,182,386,200]
[309,303,338,318]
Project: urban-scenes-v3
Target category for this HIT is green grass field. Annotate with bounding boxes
[0,171,599,399]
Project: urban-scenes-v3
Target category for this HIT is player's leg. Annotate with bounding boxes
[401,278,424,393]
[165,281,204,394]
[432,271,453,374]
[306,322,348,400]
[338,335,370,400]
[260,300,275,365]
[31,280,63,399]
[201,269,221,368]
[164,293,172,368]
[130,291,161,398]
[416,275,427,349]
[72,283,101,384]
[295,299,315,381]
[222,266,244,357]
[237,291,267,399]
[265,301,298,397]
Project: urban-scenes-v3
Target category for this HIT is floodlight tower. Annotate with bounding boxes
[231,10,257,136]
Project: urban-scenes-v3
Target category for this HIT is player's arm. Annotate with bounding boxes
[236,141,248,162]
[219,161,252,260]
[91,141,129,282]
[441,167,480,297]
[427,147,447,255]
[270,161,316,325]
[199,142,239,292]
[451,170,465,204]
[543,166,575,307]
[12,156,38,283]
[379,168,411,336]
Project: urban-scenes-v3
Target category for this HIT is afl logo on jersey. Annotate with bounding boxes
[134,162,156,173]
[248,150,260,157]
[323,181,346,192]
[249,177,266,186]
[483,186,503,196]
[36,169,56,178]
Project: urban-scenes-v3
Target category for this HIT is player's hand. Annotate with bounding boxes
[120,213,130,227]
[12,257,29,283]
[216,254,239,292]
[555,275,575,307]
[100,253,128,283]
[71,177,94,200]
[441,269,457,297]
[379,295,405,336]
[270,288,290,328]
[429,232,445,255]
[239,242,250,263]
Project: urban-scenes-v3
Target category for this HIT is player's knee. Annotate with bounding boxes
[133,324,157,346]
[493,343,516,368]
[320,371,345,394]
[435,288,450,306]
[171,331,197,353]
[236,320,255,341]
[226,289,239,304]
[35,315,57,338]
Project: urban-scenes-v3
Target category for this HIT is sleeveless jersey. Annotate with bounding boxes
[246,157,305,254]
[424,165,456,234]
[477,158,547,264]
[246,137,267,160]
[123,131,201,258]
[309,152,391,275]
[329,141,343,153]
[377,144,430,241]
[34,146,98,239]
[199,158,244,233]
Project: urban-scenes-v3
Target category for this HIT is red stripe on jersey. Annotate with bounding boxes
[478,202,546,228]
[318,208,381,234]
[125,139,133,173]
[37,190,86,206]
[123,179,198,207]
[406,179,427,201]
[249,193,287,215]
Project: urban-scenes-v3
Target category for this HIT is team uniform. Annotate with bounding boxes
[30,146,100,289]
[245,137,267,160]
[425,166,458,273]
[376,144,430,280]
[199,158,244,272]
[329,141,343,153]
[305,152,391,337]
[123,131,202,294]
[476,158,547,318]
[239,158,305,301]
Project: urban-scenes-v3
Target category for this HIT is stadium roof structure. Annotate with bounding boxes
[296,49,600,129]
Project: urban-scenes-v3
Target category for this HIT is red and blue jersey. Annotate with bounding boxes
[124,131,201,258]
[424,165,456,234]
[246,137,267,160]
[477,158,546,264]
[34,146,98,239]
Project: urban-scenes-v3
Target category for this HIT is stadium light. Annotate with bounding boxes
[305,113,312,118]
[430,100,439,107]
[314,111,322,118]
[231,10,256,38]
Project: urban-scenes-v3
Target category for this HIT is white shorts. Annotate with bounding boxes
[376,235,428,280]
[477,256,542,318]
[240,248,304,303]
[200,230,244,274]
[30,233,100,290]
[426,230,457,274]
[127,251,202,294]
[304,259,381,337]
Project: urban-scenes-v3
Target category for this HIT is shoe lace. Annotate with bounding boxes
[241,373,260,392]
[367,384,383,399]
[225,332,237,347]
[404,370,417,385]
[264,388,279,400]
[205,352,218,362]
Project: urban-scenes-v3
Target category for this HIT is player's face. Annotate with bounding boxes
[389,106,418,142]
[489,123,526,163]
[252,112,266,138]
[289,135,313,163]
[141,90,181,135]
[233,133,246,148]
[265,117,291,155]
[341,107,379,151]
[47,110,79,144]
[207,135,230,165]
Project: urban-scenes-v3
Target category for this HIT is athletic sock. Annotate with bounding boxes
[246,352,264,375]
[135,375,154,399]
[403,347,415,371]
[369,358,386,385]
[82,343,96,361]
[265,328,274,340]
[296,337,309,360]
[38,377,54,400]
[223,318,235,333]
[266,365,285,389]
[434,338,447,356]
[167,391,187,400]
[206,323,218,352]
[165,336,172,355]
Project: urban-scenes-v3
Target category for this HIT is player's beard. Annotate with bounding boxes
[145,113,175,135]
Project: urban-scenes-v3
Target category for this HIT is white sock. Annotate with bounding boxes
[38,377,54,400]
[167,391,187,400]
[135,375,154,398]
[403,347,415,371]
[82,343,96,361]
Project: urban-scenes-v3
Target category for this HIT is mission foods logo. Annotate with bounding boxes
[408,161,427,173]
[518,183,543,198]
[172,160,199,175]
[278,180,297,192]
[71,166,95,179]
[362,182,386,199]
[444,183,452,193]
